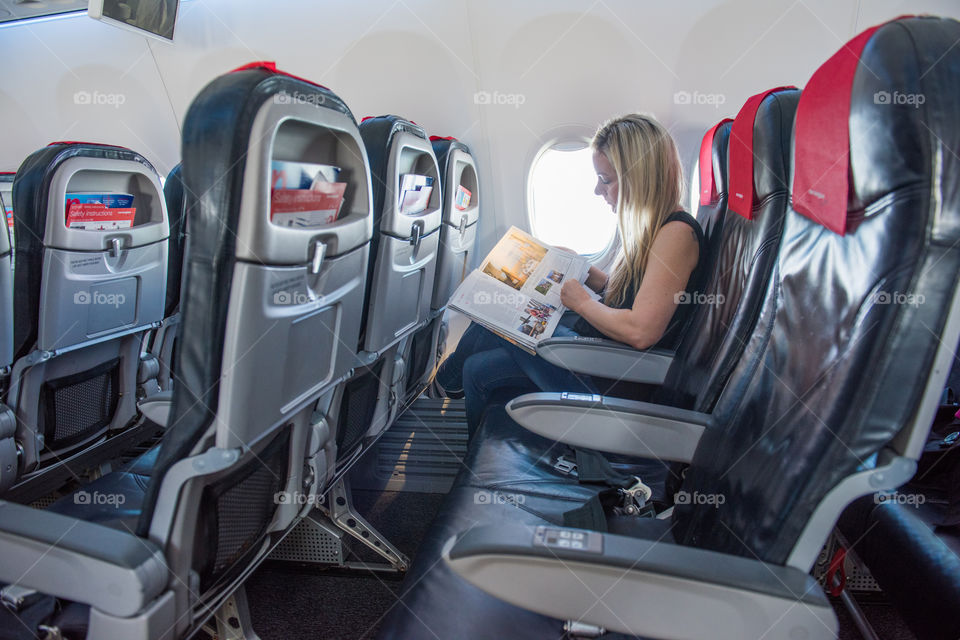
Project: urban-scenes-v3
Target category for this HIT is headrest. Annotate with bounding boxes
[698,119,733,206]
[11,143,158,361]
[727,87,799,219]
[792,16,923,234]
[359,115,428,143]
[430,136,471,179]
[230,61,330,91]
[359,116,429,220]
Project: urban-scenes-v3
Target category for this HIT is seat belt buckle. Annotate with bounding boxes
[1,584,37,612]
[554,454,577,475]
[617,476,654,517]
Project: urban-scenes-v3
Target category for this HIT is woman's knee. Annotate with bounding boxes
[462,350,489,394]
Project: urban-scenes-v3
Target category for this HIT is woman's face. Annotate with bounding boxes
[593,149,618,211]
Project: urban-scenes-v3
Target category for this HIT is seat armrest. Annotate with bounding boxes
[445,524,837,640]
[0,500,167,617]
[506,392,710,462]
[536,337,673,384]
[138,390,173,427]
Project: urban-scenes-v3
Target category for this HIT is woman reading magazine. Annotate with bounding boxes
[435,114,705,435]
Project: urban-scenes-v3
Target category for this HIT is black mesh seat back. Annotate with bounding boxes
[195,428,290,594]
[162,164,187,318]
[656,90,798,412]
[335,360,385,457]
[137,66,355,535]
[673,17,960,565]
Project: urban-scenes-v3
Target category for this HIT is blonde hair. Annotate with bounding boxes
[593,114,684,306]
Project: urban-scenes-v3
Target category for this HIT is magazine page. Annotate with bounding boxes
[449,226,589,350]
[270,161,347,228]
[65,193,136,230]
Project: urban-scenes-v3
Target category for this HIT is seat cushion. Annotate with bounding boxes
[121,444,160,476]
[46,470,149,533]
[376,484,672,640]
[378,403,676,639]
[460,405,671,503]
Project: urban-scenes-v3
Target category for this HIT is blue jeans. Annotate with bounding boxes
[438,318,598,436]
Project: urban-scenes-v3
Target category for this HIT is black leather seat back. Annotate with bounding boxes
[161,163,187,319]
[656,89,798,412]
[0,173,11,374]
[673,17,960,565]
[694,119,732,264]
[137,62,370,562]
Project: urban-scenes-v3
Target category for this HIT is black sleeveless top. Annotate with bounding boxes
[573,210,705,350]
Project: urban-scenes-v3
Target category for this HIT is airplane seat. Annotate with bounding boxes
[396,136,480,403]
[4,142,168,491]
[398,136,480,403]
[0,172,12,378]
[836,495,960,640]
[375,16,960,639]
[330,115,441,462]
[136,163,188,428]
[357,115,442,356]
[694,117,733,264]
[0,174,13,491]
[653,87,799,413]
[485,88,799,491]
[429,135,479,310]
[530,118,733,387]
[0,63,374,639]
[143,163,188,394]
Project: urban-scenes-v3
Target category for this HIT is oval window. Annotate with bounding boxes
[528,142,617,255]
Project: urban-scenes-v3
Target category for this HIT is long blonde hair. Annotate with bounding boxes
[594,114,684,306]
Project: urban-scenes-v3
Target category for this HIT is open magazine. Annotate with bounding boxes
[448,226,589,353]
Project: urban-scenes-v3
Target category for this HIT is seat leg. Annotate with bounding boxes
[324,477,410,571]
[210,584,261,640]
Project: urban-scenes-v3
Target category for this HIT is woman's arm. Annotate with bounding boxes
[560,221,699,350]
[583,264,608,293]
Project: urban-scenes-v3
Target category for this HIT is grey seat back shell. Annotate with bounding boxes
[8,144,168,473]
[359,116,443,354]
[430,138,479,310]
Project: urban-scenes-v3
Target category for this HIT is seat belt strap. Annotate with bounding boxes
[573,448,636,488]
[562,490,618,531]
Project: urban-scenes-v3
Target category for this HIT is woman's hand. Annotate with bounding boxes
[561,280,592,312]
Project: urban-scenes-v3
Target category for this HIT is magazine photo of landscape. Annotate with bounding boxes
[534,278,553,295]
[480,228,548,291]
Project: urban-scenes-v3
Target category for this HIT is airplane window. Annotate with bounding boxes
[529,142,617,255]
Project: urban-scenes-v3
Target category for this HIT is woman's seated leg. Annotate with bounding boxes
[463,347,538,437]
[508,342,598,396]
[436,322,510,393]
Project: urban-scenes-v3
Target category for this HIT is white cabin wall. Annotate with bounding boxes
[463,0,863,248]
[0,13,182,176]
[1,1,959,256]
